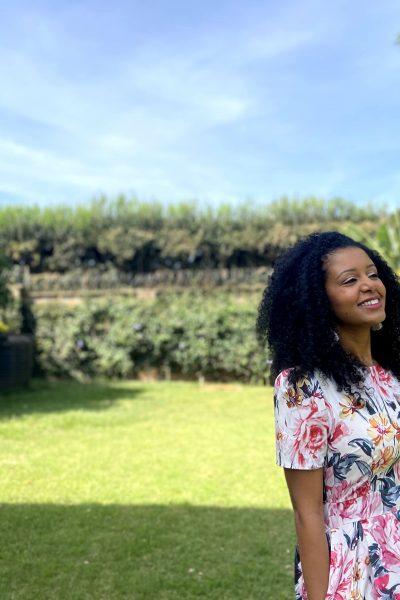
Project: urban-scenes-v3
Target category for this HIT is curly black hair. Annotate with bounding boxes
[256,230,400,392]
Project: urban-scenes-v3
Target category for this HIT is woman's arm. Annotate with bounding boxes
[284,467,330,600]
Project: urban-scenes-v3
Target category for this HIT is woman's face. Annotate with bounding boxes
[323,246,386,328]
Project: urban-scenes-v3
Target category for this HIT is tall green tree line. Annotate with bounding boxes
[0,196,385,274]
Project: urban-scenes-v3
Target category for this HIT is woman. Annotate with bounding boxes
[256,230,400,599]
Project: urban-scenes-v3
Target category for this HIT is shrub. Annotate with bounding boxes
[0,254,11,310]
[33,292,269,383]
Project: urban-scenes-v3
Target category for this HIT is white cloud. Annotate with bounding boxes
[244,29,316,60]
[0,1,398,207]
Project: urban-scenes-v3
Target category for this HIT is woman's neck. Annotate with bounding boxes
[336,325,374,366]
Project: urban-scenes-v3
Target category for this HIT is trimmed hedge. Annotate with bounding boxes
[1,196,384,274]
[32,292,269,384]
[11,265,272,292]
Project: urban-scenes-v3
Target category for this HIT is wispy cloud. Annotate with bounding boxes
[0,1,399,206]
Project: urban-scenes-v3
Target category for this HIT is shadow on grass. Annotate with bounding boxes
[0,379,145,419]
[0,503,295,599]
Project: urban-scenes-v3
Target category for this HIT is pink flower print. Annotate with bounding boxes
[275,369,291,387]
[370,366,393,397]
[326,540,354,599]
[370,515,400,570]
[331,421,350,444]
[339,492,380,522]
[291,403,329,467]
[299,579,308,599]
[356,481,371,497]
[375,573,390,593]
[328,482,380,525]
[329,479,355,505]
[372,572,400,599]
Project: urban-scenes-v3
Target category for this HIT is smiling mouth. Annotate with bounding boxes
[358,298,383,309]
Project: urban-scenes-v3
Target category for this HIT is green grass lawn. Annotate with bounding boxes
[0,379,295,600]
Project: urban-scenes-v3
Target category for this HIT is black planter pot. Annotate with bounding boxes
[0,334,34,392]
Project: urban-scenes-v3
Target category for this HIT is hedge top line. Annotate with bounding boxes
[0,195,389,233]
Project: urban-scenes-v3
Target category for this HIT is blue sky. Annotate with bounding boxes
[1,0,400,209]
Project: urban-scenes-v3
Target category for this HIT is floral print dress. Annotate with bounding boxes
[274,364,400,599]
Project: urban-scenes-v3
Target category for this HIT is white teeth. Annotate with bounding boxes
[361,299,379,306]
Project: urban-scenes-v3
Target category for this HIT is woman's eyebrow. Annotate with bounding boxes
[336,263,376,279]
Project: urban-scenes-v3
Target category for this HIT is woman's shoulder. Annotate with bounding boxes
[273,366,328,407]
[273,366,331,427]
[274,366,321,389]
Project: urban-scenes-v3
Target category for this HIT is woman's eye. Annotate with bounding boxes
[343,273,379,284]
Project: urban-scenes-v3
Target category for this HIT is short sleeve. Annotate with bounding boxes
[274,368,330,469]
